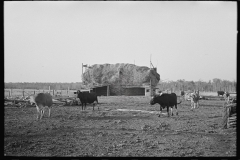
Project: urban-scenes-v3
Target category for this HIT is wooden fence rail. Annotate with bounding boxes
[4,89,77,98]
[222,102,237,129]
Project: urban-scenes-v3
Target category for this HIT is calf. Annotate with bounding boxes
[76,90,98,110]
[150,93,182,117]
[34,93,53,120]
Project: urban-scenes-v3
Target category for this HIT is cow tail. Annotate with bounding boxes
[177,100,182,104]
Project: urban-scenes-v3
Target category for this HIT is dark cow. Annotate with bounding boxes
[76,90,99,110]
[217,91,225,96]
[150,93,182,117]
[34,93,53,120]
[180,91,185,96]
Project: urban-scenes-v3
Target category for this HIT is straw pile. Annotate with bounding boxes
[82,63,160,88]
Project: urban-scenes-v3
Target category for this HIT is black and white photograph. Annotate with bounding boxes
[4,1,236,157]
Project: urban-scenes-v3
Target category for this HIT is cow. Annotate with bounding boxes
[217,91,225,96]
[33,93,53,120]
[76,90,99,110]
[189,90,200,110]
[150,93,182,117]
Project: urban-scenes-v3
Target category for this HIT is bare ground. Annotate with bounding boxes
[4,96,236,157]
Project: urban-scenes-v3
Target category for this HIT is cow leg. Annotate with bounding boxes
[191,102,194,110]
[40,106,45,119]
[93,103,95,110]
[167,107,170,117]
[36,105,40,120]
[170,107,173,116]
[48,107,51,117]
[158,106,162,117]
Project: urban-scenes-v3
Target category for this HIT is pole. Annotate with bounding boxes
[150,78,152,96]
[82,63,83,81]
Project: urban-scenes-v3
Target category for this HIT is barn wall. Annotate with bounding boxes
[91,86,108,96]
[123,88,145,96]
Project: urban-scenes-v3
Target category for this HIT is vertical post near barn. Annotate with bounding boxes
[107,85,110,96]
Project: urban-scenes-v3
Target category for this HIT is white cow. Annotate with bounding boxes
[190,90,200,109]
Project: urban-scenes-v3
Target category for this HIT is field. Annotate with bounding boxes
[4,95,236,157]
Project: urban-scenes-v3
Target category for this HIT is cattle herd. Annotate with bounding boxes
[27,89,236,120]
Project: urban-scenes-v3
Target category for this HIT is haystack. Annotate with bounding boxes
[82,63,160,95]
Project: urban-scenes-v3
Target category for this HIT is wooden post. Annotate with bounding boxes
[10,88,12,97]
[67,87,69,95]
[9,90,10,97]
[23,89,24,97]
[150,79,152,96]
[107,85,110,96]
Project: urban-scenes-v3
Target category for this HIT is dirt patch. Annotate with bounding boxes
[4,96,236,157]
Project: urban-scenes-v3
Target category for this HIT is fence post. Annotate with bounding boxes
[10,89,12,97]
[23,89,24,97]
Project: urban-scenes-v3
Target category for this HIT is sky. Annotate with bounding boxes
[4,1,237,83]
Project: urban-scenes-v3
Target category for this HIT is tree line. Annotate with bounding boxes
[4,82,86,90]
[4,78,236,92]
[158,78,236,92]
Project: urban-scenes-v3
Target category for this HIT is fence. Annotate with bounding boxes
[222,102,236,129]
[4,89,77,98]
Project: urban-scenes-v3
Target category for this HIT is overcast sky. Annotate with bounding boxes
[4,1,237,83]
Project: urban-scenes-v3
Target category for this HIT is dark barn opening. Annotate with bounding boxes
[91,85,109,96]
[123,87,145,96]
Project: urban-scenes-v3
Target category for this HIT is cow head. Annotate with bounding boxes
[150,95,158,105]
[76,90,83,97]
